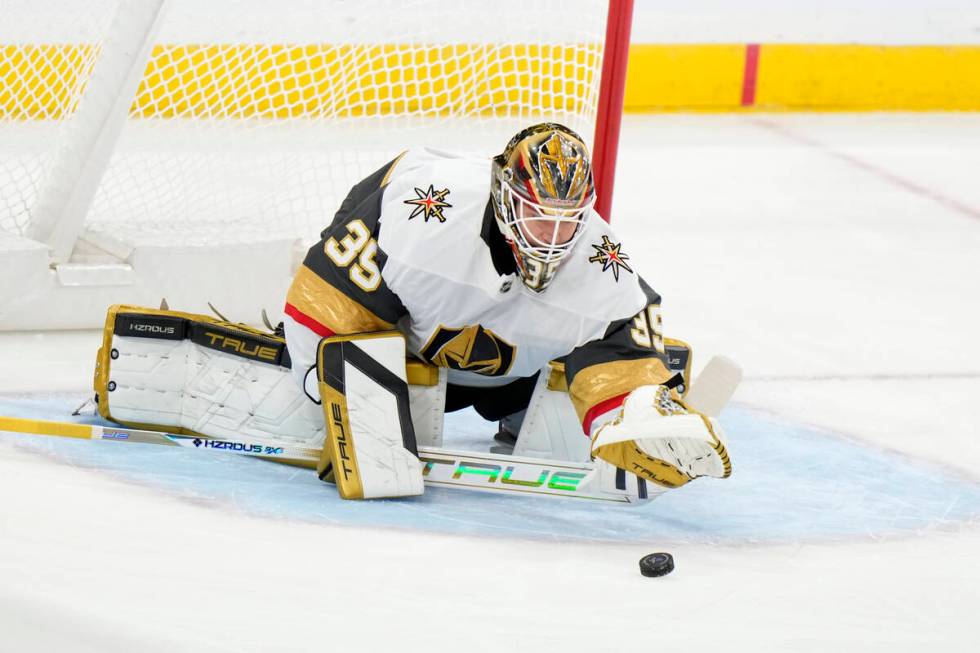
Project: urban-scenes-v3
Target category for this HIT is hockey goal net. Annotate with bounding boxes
[0,0,632,329]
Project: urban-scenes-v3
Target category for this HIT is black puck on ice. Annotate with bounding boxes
[639,552,674,577]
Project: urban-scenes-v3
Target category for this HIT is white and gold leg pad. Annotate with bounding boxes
[94,305,324,446]
[316,332,423,500]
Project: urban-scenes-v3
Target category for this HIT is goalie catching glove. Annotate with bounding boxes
[590,385,732,492]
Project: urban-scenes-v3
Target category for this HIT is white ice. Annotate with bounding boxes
[2,112,978,651]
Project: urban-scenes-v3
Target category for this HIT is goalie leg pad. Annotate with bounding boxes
[511,367,591,462]
[317,333,423,500]
[94,305,324,447]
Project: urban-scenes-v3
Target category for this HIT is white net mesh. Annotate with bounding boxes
[0,0,117,237]
[0,0,607,252]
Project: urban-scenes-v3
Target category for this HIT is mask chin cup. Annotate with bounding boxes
[512,248,564,293]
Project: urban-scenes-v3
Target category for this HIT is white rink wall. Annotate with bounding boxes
[632,0,980,43]
[5,0,978,44]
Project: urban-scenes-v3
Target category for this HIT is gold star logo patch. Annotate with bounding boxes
[588,235,633,281]
[404,185,452,223]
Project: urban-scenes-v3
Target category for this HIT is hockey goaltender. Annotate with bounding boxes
[92,123,732,502]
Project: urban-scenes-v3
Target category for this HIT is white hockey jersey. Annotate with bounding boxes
[284,148,677,431]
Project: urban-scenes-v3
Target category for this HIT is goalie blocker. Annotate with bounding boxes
[315,333,423,499]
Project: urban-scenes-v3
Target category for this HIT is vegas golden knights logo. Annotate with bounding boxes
[420,325,516,377]
[536,132,588,201]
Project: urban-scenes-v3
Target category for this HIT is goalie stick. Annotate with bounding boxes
[0,356,742,504]
[0,418,628,503]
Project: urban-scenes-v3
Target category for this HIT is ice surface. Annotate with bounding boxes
[2,394,978,544]
[2,113,980,650]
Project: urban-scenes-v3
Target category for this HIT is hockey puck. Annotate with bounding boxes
[639,552,674,577]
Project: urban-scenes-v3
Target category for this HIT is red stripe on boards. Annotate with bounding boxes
[741,43,760,107]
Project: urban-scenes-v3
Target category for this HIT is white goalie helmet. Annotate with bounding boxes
[491,123,596,293]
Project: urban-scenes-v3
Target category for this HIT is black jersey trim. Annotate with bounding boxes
[480,199,517,276]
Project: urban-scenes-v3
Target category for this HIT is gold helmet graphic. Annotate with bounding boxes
[491,123,596,293]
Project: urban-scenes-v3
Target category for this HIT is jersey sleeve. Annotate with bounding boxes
[563,277,678,435]
[283,154,409,385]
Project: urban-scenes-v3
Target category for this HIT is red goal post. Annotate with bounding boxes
[593,0,634,224]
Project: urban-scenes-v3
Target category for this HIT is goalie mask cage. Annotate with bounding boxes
[0,0,633,330]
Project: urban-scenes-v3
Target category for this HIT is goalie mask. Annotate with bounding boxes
[491,123,596,293]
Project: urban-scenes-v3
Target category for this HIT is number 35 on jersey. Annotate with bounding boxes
[324,219,382,292]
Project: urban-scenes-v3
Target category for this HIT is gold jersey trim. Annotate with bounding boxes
[286,264,395,335]
[380,151,408,187]
[568,357,674,424]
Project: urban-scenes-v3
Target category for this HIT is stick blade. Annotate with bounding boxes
[684,355,743,417]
